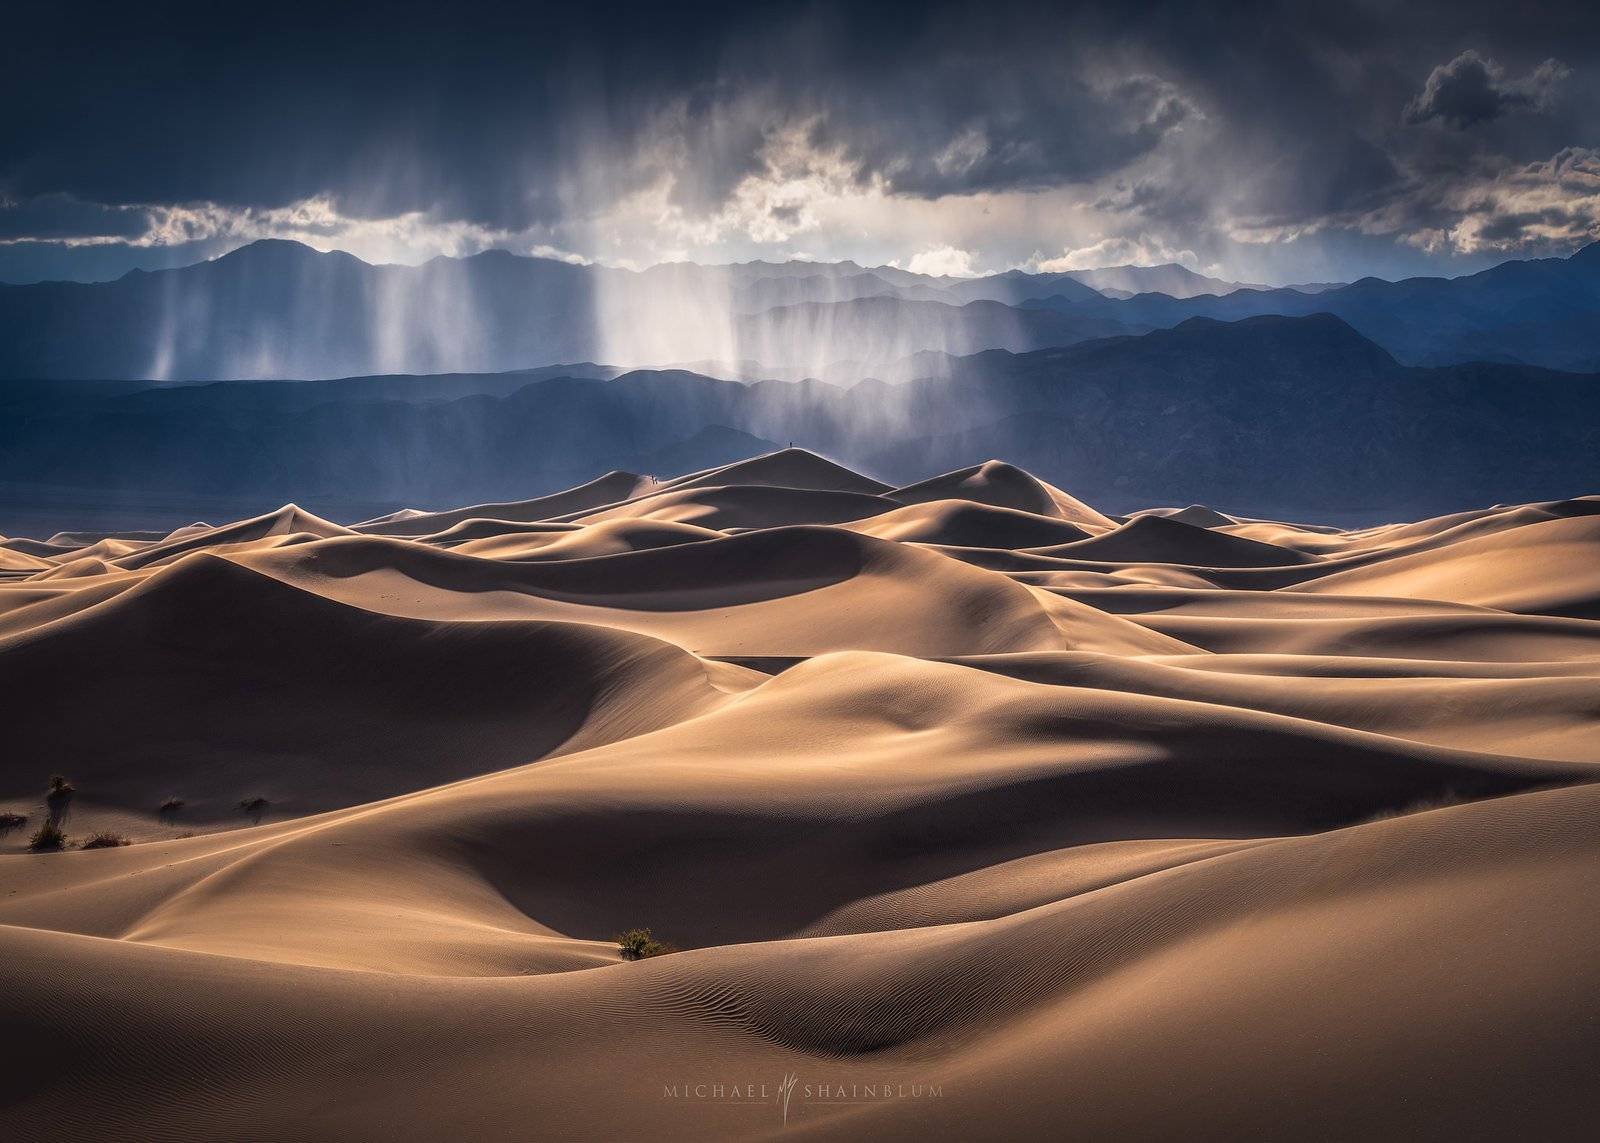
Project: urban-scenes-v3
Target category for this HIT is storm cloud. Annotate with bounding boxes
[3,0,1598,283]
[1405,50,1569,128]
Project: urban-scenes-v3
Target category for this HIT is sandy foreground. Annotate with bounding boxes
[1,450,1597,1140]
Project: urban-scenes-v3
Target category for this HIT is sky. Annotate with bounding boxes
[3,0,1598,285]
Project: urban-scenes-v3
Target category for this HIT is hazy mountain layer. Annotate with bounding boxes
[2,239,1594,380]
[1032,242,1600,372]
[2,314,1594,534]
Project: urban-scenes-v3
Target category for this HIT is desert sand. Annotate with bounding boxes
[1,450,1597,1140]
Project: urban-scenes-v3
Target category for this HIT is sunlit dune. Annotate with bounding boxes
[2,450,1598,1139]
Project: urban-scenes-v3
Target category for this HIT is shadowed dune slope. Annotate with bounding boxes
[848,499,1093,548]
[448,517,725,561]
[107,504,355,572]
[0,553,741,822]
[1043,513,1315,567]
[352,470,652,536]
[573,484,899,530]
[2,451,1597,1141]
[655,447,893,496]
[1135,503,1239,528]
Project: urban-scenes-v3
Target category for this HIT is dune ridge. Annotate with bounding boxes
[2,449,1597,1141]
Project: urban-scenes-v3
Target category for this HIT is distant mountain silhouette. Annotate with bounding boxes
[0,241,1129,380]
[1028,242,1600,371]
[2,313,1593,532]
[864,314,1599,515]
[933,270,1105,305]
[2,238,1595,379]
[1055,263,1266,299]
[0,240,600,380]
[732,295,1136,365]
[1052,262,1343,299]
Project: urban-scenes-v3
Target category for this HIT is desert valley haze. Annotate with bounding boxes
[3,2,1600,1141]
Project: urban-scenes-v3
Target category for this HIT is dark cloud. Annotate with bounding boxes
[1405,50,1569,127]
[0,193,150,242]
[5,1,1199,225]
[2,0,1598,281]
[793,34,1197,201]
[1470,205,1574,245]
[2,0,774,225]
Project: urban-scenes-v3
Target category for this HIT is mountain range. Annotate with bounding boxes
[4,239,1598,381]
[3,312,1594,534]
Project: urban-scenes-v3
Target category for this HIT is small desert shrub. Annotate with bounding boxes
[0,812,26,829]
[160,797,185,813]
[45,775,75,822]
[80,831,130,849]
[27,822,66,851]
[616,927,675,960]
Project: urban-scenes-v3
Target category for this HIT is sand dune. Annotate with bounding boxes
[888,459,1118,527]
[656,449,893,496]
[448,517,724,561]
[574,484,899,531]
[109,504,355,571]
[354,470,653,537]
[1043,513,1315,567]
[847,499,1093,549]
[1291,513,1600,617]
[1134,503,1239,528]
[2,449,1597,1140]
